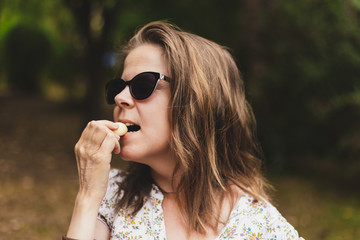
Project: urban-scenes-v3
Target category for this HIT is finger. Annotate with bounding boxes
[98,132,118,158]
[94,120,119,130]
[81,120,117,141]
[113,138,121,154]
[88,120,123,138]
[85,122,116,151]
[76,120,119,158]
[77,121,99,144]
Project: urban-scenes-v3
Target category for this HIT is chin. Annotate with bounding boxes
[119,149,142,163]
[119,152,133,162]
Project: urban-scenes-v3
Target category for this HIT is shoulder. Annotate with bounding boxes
[220,194,304,239]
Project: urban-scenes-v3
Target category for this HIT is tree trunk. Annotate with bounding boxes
[64,0,121,121]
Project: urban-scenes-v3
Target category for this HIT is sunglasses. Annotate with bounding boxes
[105,71,170,104]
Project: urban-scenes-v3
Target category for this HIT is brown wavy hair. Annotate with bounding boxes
[115,21,272,235]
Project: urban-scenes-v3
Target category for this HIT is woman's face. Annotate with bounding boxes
[113,43,172,164]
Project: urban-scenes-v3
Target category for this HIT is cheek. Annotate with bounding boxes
[156,109,171,141]
[143,102,171,135]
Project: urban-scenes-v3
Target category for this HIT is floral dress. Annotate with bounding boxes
[98,169,304,240]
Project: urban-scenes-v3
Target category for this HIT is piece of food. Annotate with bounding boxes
[113,122,128,136]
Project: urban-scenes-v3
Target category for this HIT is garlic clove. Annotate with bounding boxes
[113,122,128,136]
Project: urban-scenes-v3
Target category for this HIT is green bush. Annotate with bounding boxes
[3,25,51,95]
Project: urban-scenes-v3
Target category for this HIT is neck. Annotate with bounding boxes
[151,167,179,193]
[145,149,179,193]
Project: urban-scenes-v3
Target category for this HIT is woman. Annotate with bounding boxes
[65,21,303,239]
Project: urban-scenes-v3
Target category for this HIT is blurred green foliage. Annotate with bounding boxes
[0,0,359,177]
[4,25,51,94]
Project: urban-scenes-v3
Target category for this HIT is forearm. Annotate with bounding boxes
[66,192,102,240]
[66,120,119,239]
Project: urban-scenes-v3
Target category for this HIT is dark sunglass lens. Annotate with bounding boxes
[131,73,157,100]
[105,79,125,104]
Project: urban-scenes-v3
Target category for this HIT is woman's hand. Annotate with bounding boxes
[66,120,120,240]
[74,120,121,201]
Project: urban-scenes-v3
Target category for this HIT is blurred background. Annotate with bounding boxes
[0,0,359,239]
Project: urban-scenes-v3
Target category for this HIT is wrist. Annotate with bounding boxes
[76,187,105,205]
[66,192,102,239]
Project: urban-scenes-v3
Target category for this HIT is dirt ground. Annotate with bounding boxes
[0,96,359,239]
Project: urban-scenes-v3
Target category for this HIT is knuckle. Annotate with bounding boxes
[74,142,80,153]
[75,144,87,156]
[87,120,97,128]
[90,152,103,163]
[77,145,87,157]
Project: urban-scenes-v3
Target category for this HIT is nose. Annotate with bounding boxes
[114,86,134,108]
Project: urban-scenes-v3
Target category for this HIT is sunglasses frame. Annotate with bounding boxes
[105,71,170,104]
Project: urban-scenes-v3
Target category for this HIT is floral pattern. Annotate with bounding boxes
[98,169,304,240]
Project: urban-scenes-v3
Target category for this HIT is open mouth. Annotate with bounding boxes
[125,123,141,132]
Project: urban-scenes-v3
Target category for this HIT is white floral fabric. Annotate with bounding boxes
[98,169,304,240]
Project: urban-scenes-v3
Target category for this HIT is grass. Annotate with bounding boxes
[0,96,359,239]
[271,174,360,239]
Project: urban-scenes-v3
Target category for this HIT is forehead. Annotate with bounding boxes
[122,44,168,80]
